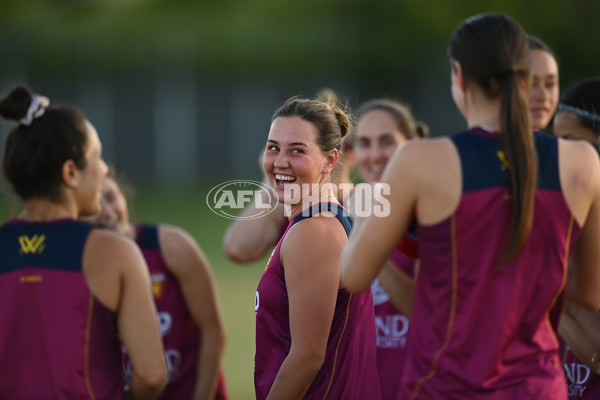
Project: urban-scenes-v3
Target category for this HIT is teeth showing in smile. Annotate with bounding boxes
[275,174,296,182]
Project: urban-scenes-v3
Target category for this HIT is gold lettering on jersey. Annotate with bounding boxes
[151,273,165,299]
[20,275,43,283]
[18,234,46,254]
[152,281,163,298]
[496,151,510,171]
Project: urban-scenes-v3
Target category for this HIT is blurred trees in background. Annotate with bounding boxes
[1,0,598,188]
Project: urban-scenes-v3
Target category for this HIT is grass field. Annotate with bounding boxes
[1,187,265,400]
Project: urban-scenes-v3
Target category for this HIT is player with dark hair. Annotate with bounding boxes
[0,85,167,399]
[342,14,600,398]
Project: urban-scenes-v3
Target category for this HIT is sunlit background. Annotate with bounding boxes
[1,0,599,398]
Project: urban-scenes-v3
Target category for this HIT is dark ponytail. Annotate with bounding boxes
[450,13,535,263]
[499,71,536,263]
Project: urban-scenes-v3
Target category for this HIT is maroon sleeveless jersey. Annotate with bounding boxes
[0,219,124,399]
[401,130,579,399]
[254,203,382,399]
[123,224,228,400]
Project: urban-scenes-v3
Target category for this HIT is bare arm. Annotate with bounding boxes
[85,230,167,400]
[223,198,286,264]
[559,139,600,372]
[342,139,458,294]
[341,143,421,293]
[160,225,226,400]
[266,216,346,399]
[223,152,286,264]
[559,299,600,372]
[377,259,415,318]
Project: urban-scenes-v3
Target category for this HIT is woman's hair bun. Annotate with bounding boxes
[332,107,350,138]
[0,86,34,122]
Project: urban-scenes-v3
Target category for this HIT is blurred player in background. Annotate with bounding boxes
[87,171,228,400]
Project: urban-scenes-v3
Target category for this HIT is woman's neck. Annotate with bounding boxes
[463,86,501,132]
[19,198,76,222]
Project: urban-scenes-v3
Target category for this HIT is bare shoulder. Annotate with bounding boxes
[282,214,347,261]
[559,138,600,226]
[560,139,600,191]
[390,137,457,174]
[157,223,211,278]
[86,228,142,268]
[386,137,459,186]
[84,228,147,311]
[560,138,600,171]
[158,223,196,254]
[399,137,455,158]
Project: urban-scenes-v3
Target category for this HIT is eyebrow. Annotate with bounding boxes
[267,139,308,147]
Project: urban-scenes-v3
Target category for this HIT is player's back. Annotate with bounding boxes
[401,129,576,399]
[0,219,124,400]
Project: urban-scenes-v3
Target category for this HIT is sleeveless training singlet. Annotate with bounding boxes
[0,219,124,400]
[372,249,415,399]
[400,129,580,399]
[255,203,382,399]
[560,338,600,399]
[123,224,228,400]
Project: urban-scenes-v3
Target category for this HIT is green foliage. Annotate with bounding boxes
[1,0,599,82]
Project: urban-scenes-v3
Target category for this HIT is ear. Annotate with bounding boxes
[453,61,467,91]
[322,149,339,174]
[61,159,80,188]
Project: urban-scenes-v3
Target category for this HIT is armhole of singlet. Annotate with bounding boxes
[291,203,352,236]
[136,224,161,251]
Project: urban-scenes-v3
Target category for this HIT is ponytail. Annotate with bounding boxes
[450,13,534,265]
[498,71,536,263]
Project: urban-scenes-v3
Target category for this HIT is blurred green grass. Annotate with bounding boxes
[1,188,264,400]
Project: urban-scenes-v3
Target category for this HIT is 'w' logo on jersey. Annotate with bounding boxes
[497,150,510,171]
[19,234,46,254]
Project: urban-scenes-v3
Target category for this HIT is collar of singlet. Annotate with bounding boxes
[468,126,499,137]
[291,202,353,236]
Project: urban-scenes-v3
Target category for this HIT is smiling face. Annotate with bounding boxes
[263,116,336,205]
[354,109,408,183]
[528,49,559,130]
[88,176,130,235]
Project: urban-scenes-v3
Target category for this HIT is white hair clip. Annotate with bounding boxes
[19,94,50,126]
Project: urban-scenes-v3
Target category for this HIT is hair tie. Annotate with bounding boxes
[558,103,600,122]
[19,94,50,126]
